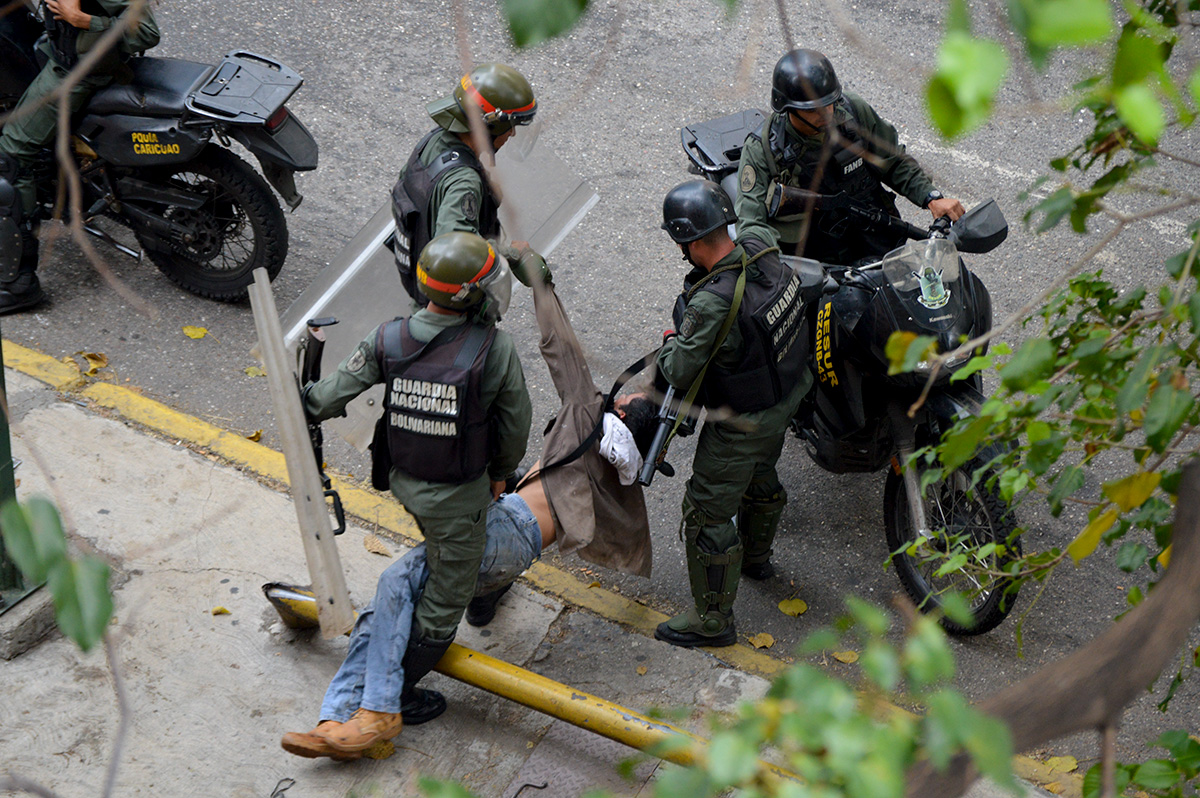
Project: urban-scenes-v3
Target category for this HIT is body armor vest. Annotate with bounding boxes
[391,130,501,302]
[41,0,106,68]
[752,101,902,262]
[375,318,496,485]
[672,240,810,414]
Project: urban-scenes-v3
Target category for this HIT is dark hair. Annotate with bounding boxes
[617,395,660,458]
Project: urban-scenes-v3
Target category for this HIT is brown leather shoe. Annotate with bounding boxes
[316,708,403,752]
[281,720,362,760]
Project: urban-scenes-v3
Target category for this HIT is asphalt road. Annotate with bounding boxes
[4,0,1199,772]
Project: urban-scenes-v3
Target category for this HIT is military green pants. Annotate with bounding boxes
[411,506,488,641]
[0,60,114,214]
[684,379,809,553]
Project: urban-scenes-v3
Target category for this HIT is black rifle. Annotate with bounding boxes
[637,385,695,486]
[299,316,346,535]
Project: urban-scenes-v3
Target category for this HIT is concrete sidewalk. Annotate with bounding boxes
[0,353,1059,798]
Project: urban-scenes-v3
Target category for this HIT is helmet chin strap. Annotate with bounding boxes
[680,243,703,270]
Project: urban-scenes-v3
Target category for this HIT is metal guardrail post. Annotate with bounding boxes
[0,333,32,610]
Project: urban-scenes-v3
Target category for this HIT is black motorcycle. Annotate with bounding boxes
[1,6,317,300]
[677,110,1019,635]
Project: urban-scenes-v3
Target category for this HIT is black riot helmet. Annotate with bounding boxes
[771,49,842,113]
[661,180,736,243]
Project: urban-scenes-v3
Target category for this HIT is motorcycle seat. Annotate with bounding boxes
[84,57,212,118]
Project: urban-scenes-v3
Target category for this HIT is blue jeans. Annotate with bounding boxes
[319,494,541,719]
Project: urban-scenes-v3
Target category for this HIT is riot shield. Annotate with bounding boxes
[277,139,598,450]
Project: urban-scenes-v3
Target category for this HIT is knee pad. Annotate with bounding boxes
[0,172,25,283]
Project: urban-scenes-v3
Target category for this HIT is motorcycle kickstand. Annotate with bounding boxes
[83,224,142,260]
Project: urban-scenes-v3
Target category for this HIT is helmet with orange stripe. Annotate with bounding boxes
[416,232,513,320]
[428,63,537,138]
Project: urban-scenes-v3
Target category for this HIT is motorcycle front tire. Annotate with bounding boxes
[134,146,287,301]
[883,452,1020,636]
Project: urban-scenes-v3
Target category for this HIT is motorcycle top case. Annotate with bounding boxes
[76,114,207,167]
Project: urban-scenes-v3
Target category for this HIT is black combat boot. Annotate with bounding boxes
[0,222,44,315]
[654,537,742,648]
[399,634,454,725]
[466,582,512,627]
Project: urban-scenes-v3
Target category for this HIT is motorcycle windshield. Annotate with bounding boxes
[880,238,966,334]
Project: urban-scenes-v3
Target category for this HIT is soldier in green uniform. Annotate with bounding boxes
[736,49,964,265]
[0,0,160,314]
[391,63,541,305]
[654,180,812,648]
[302,231,531,744]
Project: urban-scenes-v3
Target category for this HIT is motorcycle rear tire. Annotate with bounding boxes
[135,147,287,301]
[884,452,1020,636]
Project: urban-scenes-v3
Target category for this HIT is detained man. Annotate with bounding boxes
[279,255,658,759]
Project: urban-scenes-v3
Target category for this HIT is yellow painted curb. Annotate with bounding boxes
[1,337,1082,795]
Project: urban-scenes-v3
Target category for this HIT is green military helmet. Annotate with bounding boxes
[428,63,537,137]
[416,231,504,312]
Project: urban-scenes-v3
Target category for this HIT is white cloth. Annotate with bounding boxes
[599,412,643,486]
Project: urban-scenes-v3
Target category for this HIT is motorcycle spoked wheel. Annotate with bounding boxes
[884,455,1021,636]
[133,147,287,301]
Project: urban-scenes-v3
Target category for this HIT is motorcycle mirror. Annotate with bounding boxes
[949,198,1008,254]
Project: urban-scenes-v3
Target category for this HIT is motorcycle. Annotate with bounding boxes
[0,4,318,300]
[674,110,1019,635]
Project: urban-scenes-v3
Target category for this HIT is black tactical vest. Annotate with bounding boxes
[390,130,501,302]
[375,318,496,485]
[41,0,106,68]
[671,241,810,414]
[752,101,902,263]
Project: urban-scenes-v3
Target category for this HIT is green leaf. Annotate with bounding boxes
[502,0,589,47]
[1131,759,1181,790]
[964,711,1017,789]
[1032,187,1076,233]
[1048,465,1085,517]
[999,468,1029,502]
[886,332,938,375]
[927,33,1009,139]
[1005,0,1051,68]
[861,640,902,692]
[903,617,956,688]
[707,730,759,787]
[1144,383,1194,452]
[1102,471,1161,512]
[1112,28,1165,88]
[1068,509,1118,562]
[1114,82,1165,145]
[1115,542,1149,572]
[949,354,992,383]
[46,556,113,652]
[0,497,68,584]
[1189,67,1200,110]
[1116,346,1162,414]
[419,778,480,798]
[1028,0,1113,46]
[1000,338,1056,391]
[1189,293,1200,336]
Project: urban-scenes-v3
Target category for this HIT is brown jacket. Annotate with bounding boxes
[535,285,652,577]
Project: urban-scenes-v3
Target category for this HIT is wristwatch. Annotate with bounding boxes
[922,189,944,208]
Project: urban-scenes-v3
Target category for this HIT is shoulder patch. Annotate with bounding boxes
[461,191,479,222]
[347,349,367,373]
[679,306,703,339]
[739,163,756,193]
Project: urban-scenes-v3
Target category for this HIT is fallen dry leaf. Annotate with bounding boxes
[362,740,394,760]
[778,597,808,617]
[77,351,107,376]
[832,650,859,664]
[363,535,392,557]
[244,365,266,377]
[588,580,601,588]
[246,430,262,442]
[1045,756,1078,774]
[748,632,775,649]
[636,665,648,676]
[1044,783,1064,795]
[211,606,231,616]
[182,325,208,340]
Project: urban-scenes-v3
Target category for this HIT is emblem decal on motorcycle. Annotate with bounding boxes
[131,132,181,156]
[679,306,702,339]
[914,265,951,310]
[347,349,367,373]
[739,164,756,193]
[461,192,479,222]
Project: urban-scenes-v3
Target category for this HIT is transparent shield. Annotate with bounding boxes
[273,141,598,450]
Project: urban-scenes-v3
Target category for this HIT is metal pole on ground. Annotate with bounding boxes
[0,333,37,612]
